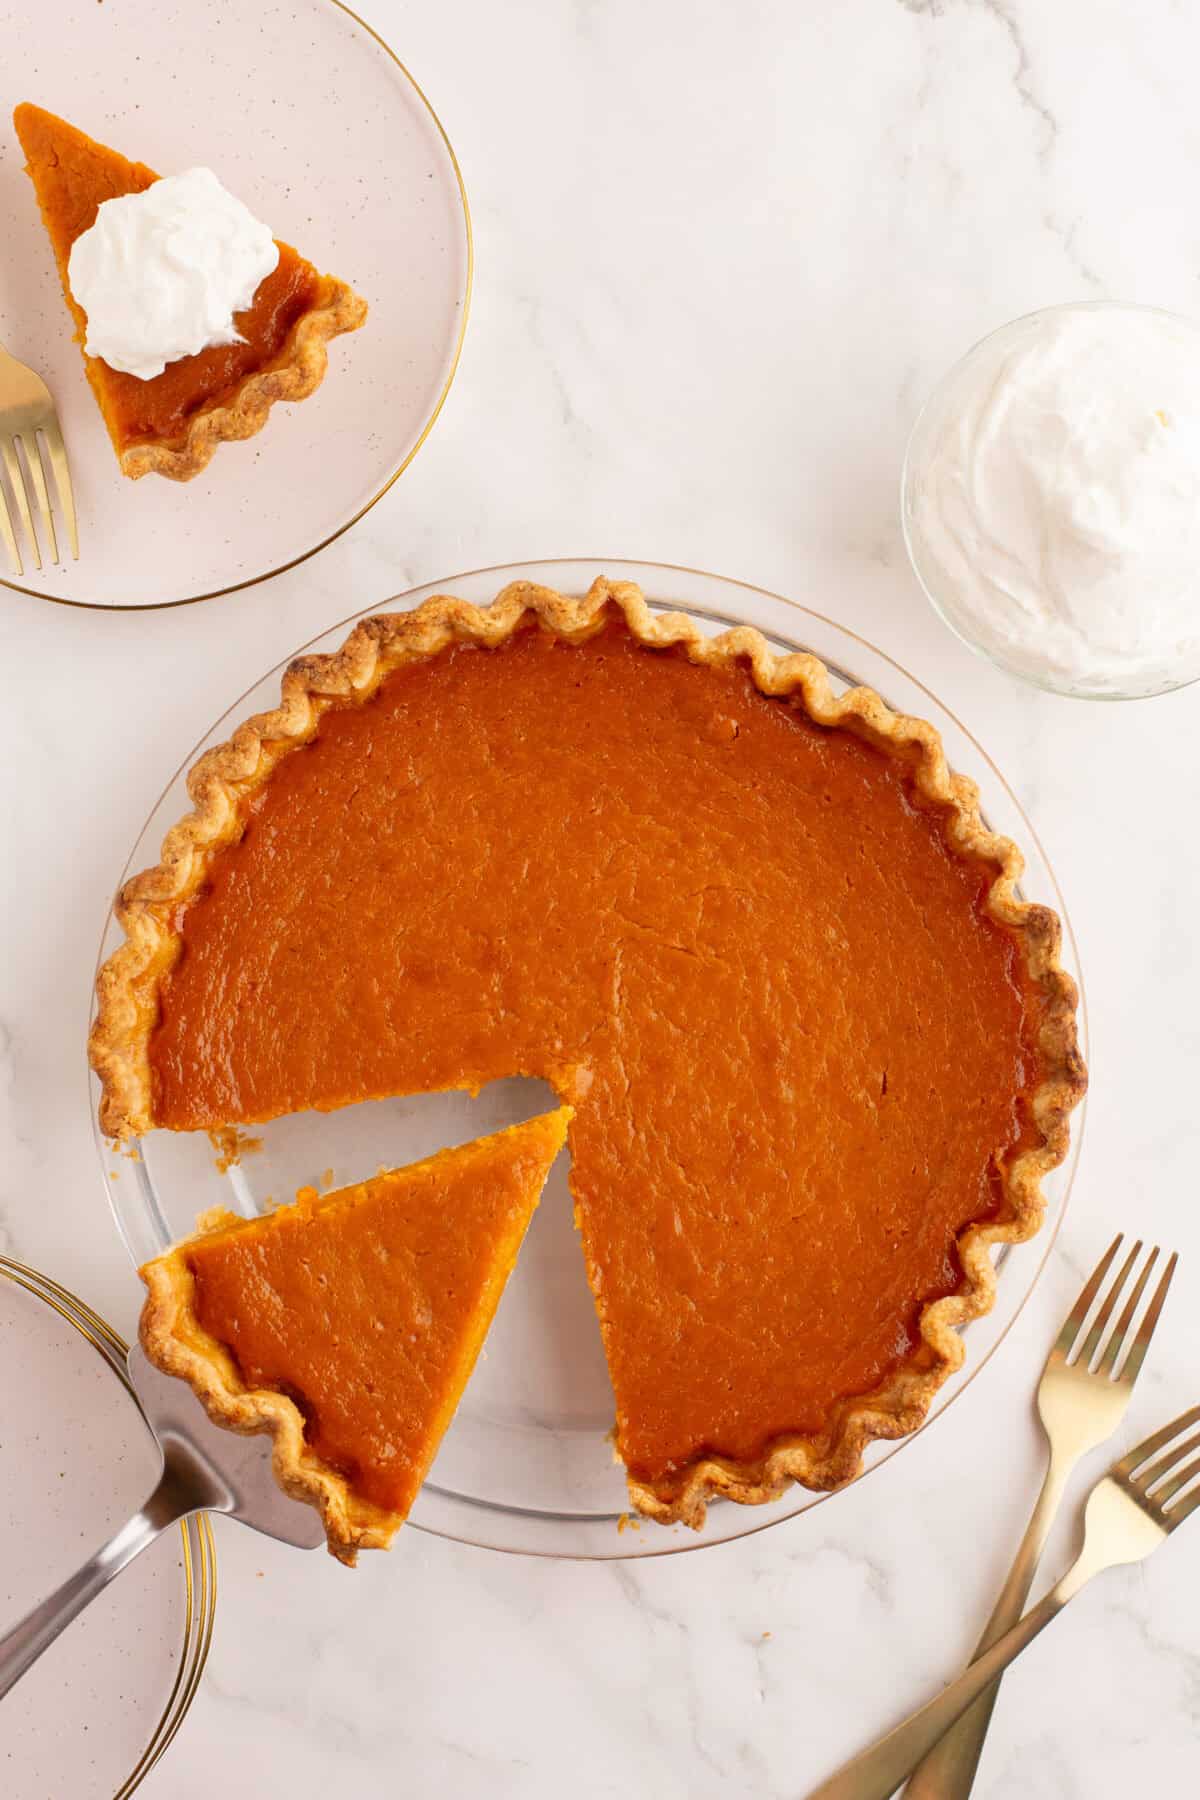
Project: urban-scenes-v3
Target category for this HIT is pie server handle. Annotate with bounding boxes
[0,1440,215,1702]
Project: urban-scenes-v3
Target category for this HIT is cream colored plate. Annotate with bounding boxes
[0,0,470,609]
[0,1258,215,1796]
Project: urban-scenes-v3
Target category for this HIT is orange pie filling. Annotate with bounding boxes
[145,1109,569,1553]
[94,253,322,451]
[139,614,1063,1506]
[12,101,361,474]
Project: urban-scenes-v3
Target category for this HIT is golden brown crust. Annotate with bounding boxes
[139,1209,398,1565]
[139,1106,571,1564]
[92,577,1087,1526]
[120,276,368,481]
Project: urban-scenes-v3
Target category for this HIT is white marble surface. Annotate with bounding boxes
[3,0,1200,1792]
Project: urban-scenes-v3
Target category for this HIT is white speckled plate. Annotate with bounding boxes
[0,0,470,609]
[0,1259,215,1797]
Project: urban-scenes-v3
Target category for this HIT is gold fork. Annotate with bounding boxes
[902,1234,1176,1798]
[0,340,79,576]
[809,1402,1200,1800]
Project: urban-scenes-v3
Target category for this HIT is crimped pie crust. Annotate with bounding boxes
[140,1107,571,1565]
[13,101,368,483]
[141,1205,400,1565]
[119,275,368,481]
[92,577,1086,1527]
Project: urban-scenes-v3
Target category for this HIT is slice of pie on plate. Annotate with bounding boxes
[12,102,367,481]
[94,578,1086,1528]
[139,1108,570,1563]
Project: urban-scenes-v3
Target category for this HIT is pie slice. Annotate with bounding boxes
[12,103,367,481]
[94,579,1086,1528]
[139,1108,571,1563]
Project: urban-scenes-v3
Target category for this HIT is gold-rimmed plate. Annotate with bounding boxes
[0,0,471,609]
[0,1256,215,1795]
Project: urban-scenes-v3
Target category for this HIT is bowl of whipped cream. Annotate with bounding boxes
[902,301,1200,699]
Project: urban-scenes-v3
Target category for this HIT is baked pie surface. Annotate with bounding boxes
[140,1109,570,1563]
[13,102,367,481]
[93,578,1085,1524]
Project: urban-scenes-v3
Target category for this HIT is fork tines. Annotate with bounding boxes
[0,423,77,577]
[1057,1234,1178,1385]
[1117,1405,1200,1524]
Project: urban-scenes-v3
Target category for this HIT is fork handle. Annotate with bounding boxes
[901,1451,1073,1798]
[805,1561,1089,1800]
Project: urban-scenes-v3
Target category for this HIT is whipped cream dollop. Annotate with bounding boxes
[906,306,1200,693]
[67,168,279,381]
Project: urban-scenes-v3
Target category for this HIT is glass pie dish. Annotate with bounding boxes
[91,558,1087,1559]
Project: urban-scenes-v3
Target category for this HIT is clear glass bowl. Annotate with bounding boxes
[901,301,1200,701]
[91,558,1087,1559]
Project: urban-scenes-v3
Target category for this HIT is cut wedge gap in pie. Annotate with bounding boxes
[94,578,1087,1529]
[139,1108,571,1563]
[12,102,367,481]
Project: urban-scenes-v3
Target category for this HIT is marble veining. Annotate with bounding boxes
[2,0,1200,1794]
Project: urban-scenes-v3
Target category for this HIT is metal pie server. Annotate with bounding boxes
[0,1344,325,1700]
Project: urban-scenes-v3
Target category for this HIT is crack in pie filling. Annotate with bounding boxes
[92,579,1086,1529]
